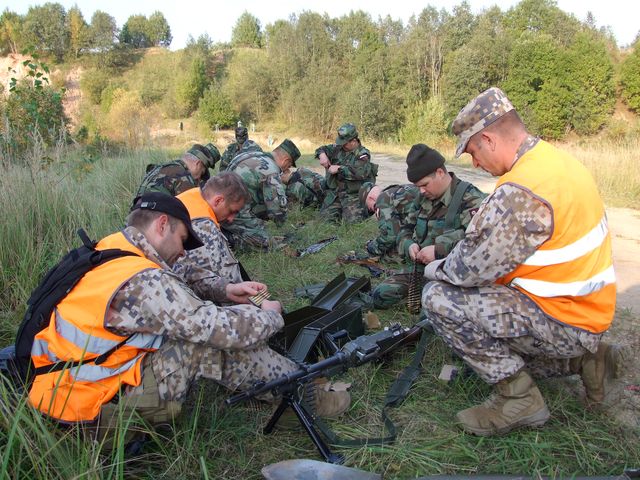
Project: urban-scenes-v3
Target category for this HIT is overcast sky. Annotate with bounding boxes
[3,0,638,49]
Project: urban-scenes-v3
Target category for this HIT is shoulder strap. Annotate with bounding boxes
[445,180,470,230]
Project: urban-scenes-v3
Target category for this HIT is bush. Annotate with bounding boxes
[103,88,155,148]
[398,96,448,146]
[80,67,112,104]
[197,85,236,129]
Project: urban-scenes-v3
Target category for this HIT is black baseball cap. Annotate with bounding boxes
[131,192,203,250]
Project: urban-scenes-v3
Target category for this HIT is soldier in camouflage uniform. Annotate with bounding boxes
[283,167,326,208]
[422,87,620,436]
[316,123,378,223]
[358,182,421,257]
[32,193,350,442]
[134,143,221,202]
[219,125,263,171]
[223,139,301,251]
[173,172,251,305]
[372,144,486,309]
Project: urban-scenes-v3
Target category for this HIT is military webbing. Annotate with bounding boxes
[444,180,470,230]
[314,318,431,448]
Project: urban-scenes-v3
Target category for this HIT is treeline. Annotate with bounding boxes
[0,3,171,61]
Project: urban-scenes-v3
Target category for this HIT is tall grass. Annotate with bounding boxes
[0,144,638,478]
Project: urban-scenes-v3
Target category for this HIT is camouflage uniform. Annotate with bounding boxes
[365,184,421,257]
[316,143,377,223]
[219,140,262,171]
[372,174,486,309]
[104,227,297,418]
[422,137,601,385]
[172,217,243,306]
[135,159,196,200]
[285,167,326,208]
[223,150,288,250]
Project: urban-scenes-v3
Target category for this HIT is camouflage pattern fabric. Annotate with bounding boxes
[422,138,602,383]
[134,159,196,200]
[285,167,326,208]
[172,217,243,305]
[373,174,485,309]
[365,184,421,257]
[220,206,273,251]
[219,139,262,171]
[316,142,377,223]
[105,227,296,411]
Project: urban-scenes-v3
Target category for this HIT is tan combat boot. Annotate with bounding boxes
[456,370,550,436]
[570,342,625,404]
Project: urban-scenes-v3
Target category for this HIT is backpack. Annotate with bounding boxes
[1,229,136,390]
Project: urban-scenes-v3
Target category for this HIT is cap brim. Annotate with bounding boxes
[455,134,470,158]
[335,137,347,146]
[183,224,204,250]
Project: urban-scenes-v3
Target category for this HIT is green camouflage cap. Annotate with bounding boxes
[277,139,300,166]
[358,181,375,214]
[335,123,358,146]
[188,144,218,169]
[451,87,514,158]
[235,126,248,142]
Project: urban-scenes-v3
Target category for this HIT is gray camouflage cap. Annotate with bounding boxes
[452,87,514,158]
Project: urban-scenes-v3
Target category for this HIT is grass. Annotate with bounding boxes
[0,144,639,478]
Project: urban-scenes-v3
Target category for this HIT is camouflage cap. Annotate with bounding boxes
[335,123,358,146]
[204,143,221,165]
[451,87,514,158]
[277,139,301,167]
[235,126,248,142]
[188,144,218,169]
[358,182,375,210]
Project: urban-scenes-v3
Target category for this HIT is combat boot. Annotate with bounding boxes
[569,342,625,404]
[456,370,550,436]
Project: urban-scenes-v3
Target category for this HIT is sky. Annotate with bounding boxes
[2,0,638,49]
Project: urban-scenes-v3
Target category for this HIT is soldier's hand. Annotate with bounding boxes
[417,245,436,264]
[318,152,330,168]
[328,165,340,175]
[225,281,267,304]
[261,299,283,313]
[408,243,420,261]
[280,169,292,184]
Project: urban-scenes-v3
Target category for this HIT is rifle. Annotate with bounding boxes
[226,323,423,464]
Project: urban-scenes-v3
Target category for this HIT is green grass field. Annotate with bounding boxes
[1,144,639,479]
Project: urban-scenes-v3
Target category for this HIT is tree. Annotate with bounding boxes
[67,5,89,58]
[89,10,117,51]
[147,11,172,47]
[0,9,23,55]
[178,56,210,115]
[22,3,68,62]
[621,46,640,112]
[197,85,236,129]
[120,14,150,48]
[232,12,262,48]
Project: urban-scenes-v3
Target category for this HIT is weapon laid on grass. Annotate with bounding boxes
[335,252,392,277]
[227,322,423,464]
[295,236,338,257]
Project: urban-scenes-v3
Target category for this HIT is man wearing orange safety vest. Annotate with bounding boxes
[174,172,251,303]
[29,192,349,441]
[422,87,621,436]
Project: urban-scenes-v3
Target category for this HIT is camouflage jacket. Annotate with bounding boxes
[397,173,486,260]
[172,218,243,305]
[315,143,377,194]
[105,226,283,381]
[366,184,421,256]
[134,159,197,200]
[285,167,326,206]
[227,150,288,224]
[220,140,262,171]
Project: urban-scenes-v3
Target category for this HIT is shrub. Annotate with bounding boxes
[197,85,236,129]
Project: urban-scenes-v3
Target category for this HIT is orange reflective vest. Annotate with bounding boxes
[178,187,219,225]
[496,140,616,333]
[28,232,161,422]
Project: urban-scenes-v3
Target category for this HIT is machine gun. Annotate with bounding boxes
[226,323,423,464]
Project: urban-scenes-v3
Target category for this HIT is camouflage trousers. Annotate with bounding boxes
[221,209,273,251]
[320,190,367,223]
[422,281,602,384]
[286,168,326,208]
[372,265,424,309]
[95,339,296,444]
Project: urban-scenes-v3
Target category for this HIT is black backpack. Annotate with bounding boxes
[1,229,136,389]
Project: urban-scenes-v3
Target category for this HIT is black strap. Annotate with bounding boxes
[444,180,470,230]
[238,262,252,282]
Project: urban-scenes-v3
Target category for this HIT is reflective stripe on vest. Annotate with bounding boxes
[28,231,161,422]
[496,140,616,333]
